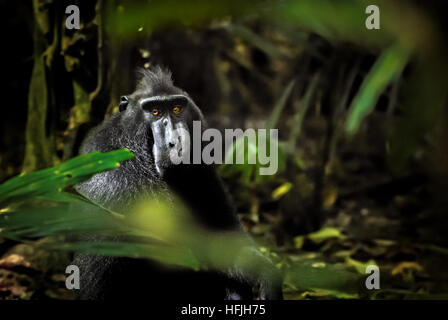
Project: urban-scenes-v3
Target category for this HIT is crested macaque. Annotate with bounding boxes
[73,66,282,300]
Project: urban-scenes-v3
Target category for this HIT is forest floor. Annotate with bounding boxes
[1,202,448,300]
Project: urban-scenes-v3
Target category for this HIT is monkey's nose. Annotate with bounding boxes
[163,118,169,126]
[168,142,175,148]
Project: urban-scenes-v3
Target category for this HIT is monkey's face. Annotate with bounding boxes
[119,92,204,177]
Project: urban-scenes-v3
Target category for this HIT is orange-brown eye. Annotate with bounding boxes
[172,106,182,115]
[152,109,159,116]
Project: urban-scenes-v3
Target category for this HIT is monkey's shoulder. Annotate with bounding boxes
[80,114,124,154]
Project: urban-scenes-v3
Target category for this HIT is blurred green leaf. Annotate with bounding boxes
[345,44,410,134]
[308,227,346,244]
[346,257,378,275]
[294,236,305,250]
[288,73,319,152]
[219,22,284,59]
[107,0,262,38]
[272,182,293,200]
[266,79,295,131]
[48,241,200,271]
[0,150,274,276]
[285,259,360,298]
[219,132,286,184]
[275,0,393,47]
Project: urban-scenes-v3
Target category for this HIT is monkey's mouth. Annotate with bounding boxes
[153,143,187,177]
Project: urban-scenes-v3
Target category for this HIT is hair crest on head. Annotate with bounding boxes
[136,65,174,94]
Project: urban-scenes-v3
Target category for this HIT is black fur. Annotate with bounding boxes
[73,66,282,300]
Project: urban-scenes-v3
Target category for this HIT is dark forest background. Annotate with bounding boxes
[1,0,448,299]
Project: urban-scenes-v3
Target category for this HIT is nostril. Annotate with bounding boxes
[163,119,169,126]
[168,142,175,148]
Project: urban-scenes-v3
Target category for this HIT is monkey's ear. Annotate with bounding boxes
[119,96,129,112]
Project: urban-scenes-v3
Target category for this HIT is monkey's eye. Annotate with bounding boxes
[172,106,182,115]
[152,109,160,116]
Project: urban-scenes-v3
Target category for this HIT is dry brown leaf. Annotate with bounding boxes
[0,254,31,269]
[322,185,338,209]
[391,261,424,276]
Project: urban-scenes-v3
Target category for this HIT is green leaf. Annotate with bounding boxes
[346,257,377,275]
[107,0,260,37]
[293,236,305,249]
[345,44,410,134]
[0,149,134,206]
[220,23,284,59]
[284,260,361,297]
[308,227,346,244]
[266,79,295,131]
[288,73,319,152]
[272,182,293,200]
[0,150,271,276]
[219,132,286,184]
[47,241,200,271]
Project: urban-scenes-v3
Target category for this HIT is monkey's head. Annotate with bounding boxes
[118,66,205,177]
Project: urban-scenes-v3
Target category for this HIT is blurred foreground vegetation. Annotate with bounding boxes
[1,0,448,299]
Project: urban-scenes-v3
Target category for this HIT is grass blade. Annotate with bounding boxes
[345,44,410,134]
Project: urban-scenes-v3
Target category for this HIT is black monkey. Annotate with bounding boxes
[73,66,282,300]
